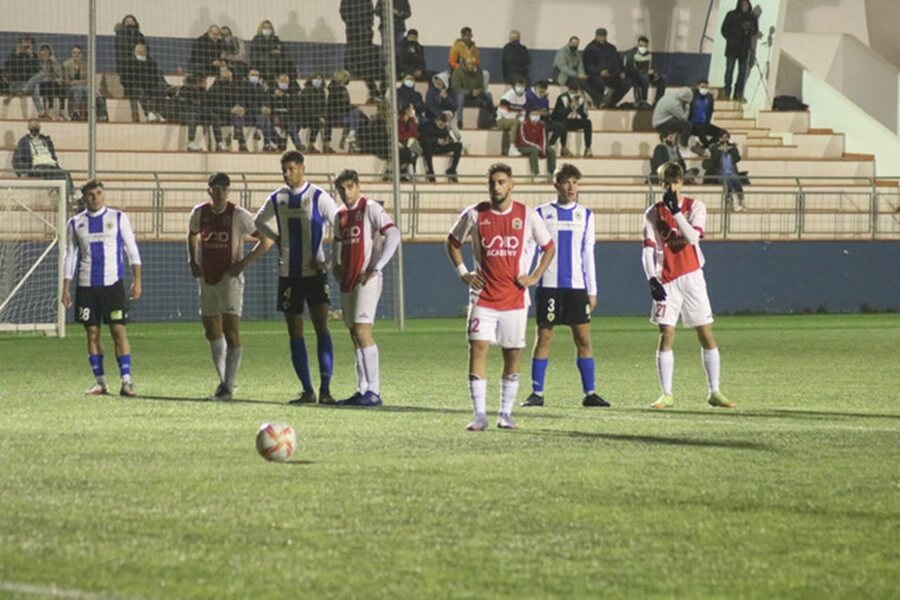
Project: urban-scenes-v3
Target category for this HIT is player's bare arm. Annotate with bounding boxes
[230,235,273,276]
[517,243,555,288]
[446,238,485,289]
[61,279,72,308]
[131,265,143,301]
[187,230,203,278]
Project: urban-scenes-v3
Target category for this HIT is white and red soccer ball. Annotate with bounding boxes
[255,422,297,462]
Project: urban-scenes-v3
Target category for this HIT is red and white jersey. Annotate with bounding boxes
[335,196,396,293]
[449,200,553,310]
[642,197,706,284]
[189,201,257,284]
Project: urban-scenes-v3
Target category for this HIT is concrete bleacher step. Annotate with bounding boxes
[756,111,810,133]
[744,133,845,159]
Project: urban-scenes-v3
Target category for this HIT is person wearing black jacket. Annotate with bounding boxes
[181,74,224,151]
[549,82,593,158]
[189,25,225,78]
[270,72,302,151]
[237,68,279,151]
[649,130,700,184]
[703,131,747,210]
[501,31,531,84]
[120,43,168,122]
[208,68,248,151]
[249,20,284,83]
[397,29,427,80]
[341,0,383,101]
[420,114,461,183]
[720,0,759,101]
[114,15,145,76]
[375,0,411,49]
[623,36,666,108]
[688,80,725,149]
[397,73,427,118]
[582,28,628,108]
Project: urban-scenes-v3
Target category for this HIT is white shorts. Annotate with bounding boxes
[467,304,527,349]
[341,274,383,328]
[650,270,714,328]
[199,275,244,317]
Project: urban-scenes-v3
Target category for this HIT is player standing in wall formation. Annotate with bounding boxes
[255,151,340,404]
[447,163,556,431]
[187,172,274,401]
[642,161,735,410]
[61,180,142,397]
[331,169,402,407]
[523,163,610,408]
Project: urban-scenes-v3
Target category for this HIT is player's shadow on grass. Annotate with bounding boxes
[527,429,771,451]
[138,394,286,407]
[647,408,900,422]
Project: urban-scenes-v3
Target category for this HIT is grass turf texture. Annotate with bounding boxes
[1,314,898,599]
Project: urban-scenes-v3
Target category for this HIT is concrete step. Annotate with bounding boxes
[744,133,844,159]
[756,111,810,133]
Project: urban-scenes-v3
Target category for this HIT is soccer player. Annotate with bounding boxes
[447,163,556,431]
[331,169,401,407]
[523,163,610,408]
[187,172,273,401]
[642,161,735,410]
[255,151,339,404]
[61,180,142,397]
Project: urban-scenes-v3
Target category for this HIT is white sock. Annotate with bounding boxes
[702,347,721,393]
[657,350,674,395]
[469,377,487,417]
[361,345,380,395]
[224,346,243,391]
[209,337,226,382]
[355,348,368,394]
[500,374,519,416]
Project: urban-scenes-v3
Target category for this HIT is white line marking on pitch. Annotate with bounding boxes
[0,582,138,600]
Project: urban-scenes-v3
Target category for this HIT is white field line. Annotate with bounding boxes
[0,582,139,600]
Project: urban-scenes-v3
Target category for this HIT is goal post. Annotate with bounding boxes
[0,179,68,337]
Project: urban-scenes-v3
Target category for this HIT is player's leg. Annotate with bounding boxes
[350,277,383,406]
[220,313,243,399]
[309,302,334,403]
[202,315,226,383]
[679,271,733,408]
[497,308,527,429]
[338,290,367,404]
[84,325,108,395]
[281,277,315,404]
[572,322,609,407]
[466,304,496,431]
[651,324,676,409]
[524,324,553,407]
[105,282,135,397]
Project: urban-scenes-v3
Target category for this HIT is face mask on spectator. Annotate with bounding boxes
[638,46,648,55]
[223,36,233,44]
[278,82,289,91]
[403,79,415,88]
[262,28,273,37]
[249,75,260,84]
[569,44,578,52]
[528,114,541,123]
[698,88,709,96]
[514,85,524,95]
[312,78,323,88]
[134,53,146,62]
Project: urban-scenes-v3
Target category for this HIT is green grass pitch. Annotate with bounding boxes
[1,314,898,599]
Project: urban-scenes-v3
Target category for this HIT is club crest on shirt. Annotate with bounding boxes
[512,218,523,230]
[355,212,364,222]
[575,211,583,221]
[106,222,114,230]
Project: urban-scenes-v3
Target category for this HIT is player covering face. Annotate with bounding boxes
[331,170,401,407]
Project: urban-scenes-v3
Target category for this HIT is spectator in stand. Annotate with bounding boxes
[397,72,427,118]
[271,72,302,151]
[182,74,225,152]
[189,25,225,77]
[397,29,426,80]
[208,67,247,151]
[375,0,411,49]
[425,72,461,141]
[449,27,489,86]
[357,101,414,178]
[62,46,88,120]
[583,28,628,108]
[341,0,383,101]
[549,80,593,158]
[502,30,530,84]
[526,80,565,151]
[703,130,747,211]
[299,72,328,153]
[35,44,64,119]
[720,0,759,101]
[219,26,249,80]
[623,35,666,108]
[243,68,279,151]
[450,60,495,129]
[250,20,283,83]
[114,15,144,78]
[652,87,699,152]
[650,130,699,183]
[326,69,366,153]
[2,37,40,110]
[420,113,461,183]
[552,36,586,86]
[688,79,725,151]
[398,102,422,174]
[517,111,556,180]
[496,77,527,156]
[13,119,74,196]
[120,43,168,122]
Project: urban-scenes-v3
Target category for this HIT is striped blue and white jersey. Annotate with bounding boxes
[64,207,141,288]
[254,182,339,278]
[534,202,597,295]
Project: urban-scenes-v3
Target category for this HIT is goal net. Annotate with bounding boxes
[0,180,68,337]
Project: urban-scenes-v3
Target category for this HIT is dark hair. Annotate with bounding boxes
[280,150,304,165]
[488,162,513,180]
[638,35,649,44]
[407,29,418,36]
[554,163,582,184]
[81,179,104,195]
[335,169,360,188]
[72,45,83,52]
[400,102,413,113]
[461,27,472,36]
[568,36,579,44]
[657,162,684,186]
[696,78,709,86]
[534,80,549,90]
[39,44,51,52]
[435,113,449,123]
[122,14,139,27]
[567,81,581,92]
[208,172,231,187]
[513,76,527,86]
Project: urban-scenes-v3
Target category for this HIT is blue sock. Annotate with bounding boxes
[317,332,334,393]
[88,353,104,378]
[117,354,132,380]
[531,357,549,394]
[290,338,313,392]
[577,357,595,394]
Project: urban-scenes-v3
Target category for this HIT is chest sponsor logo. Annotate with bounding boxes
[341,225,363,244]
[202,230,230,249]
[482,235,520,257]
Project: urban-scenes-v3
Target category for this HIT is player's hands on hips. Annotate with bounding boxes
[461,272,486,289]
[648,277,667,301]
[355,269,378,288]
[229,260,246,277]
[663,186,680,214]
[61,287,72,308]
[333,263,344,281]
[131,280,143,301]
[189,260,203,278]
[516,273,539,288]
[309,259,327,273]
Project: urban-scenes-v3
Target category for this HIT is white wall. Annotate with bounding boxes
[5,0,714,51]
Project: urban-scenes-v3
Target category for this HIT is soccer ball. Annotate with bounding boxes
[255,422,297,462]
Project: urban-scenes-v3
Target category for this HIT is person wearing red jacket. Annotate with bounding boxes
[516,112,556,179]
